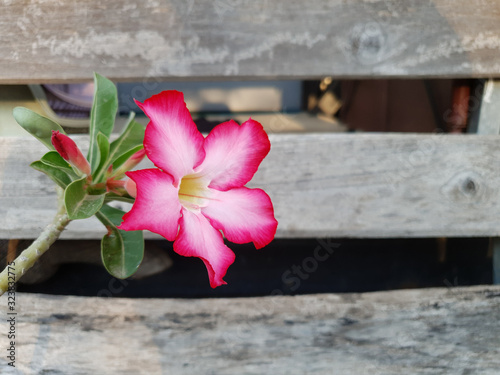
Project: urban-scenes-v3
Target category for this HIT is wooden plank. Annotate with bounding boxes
[471,79,500,284]
[1,286,499,374]
[2,1,500,82]
[2,133,500,239]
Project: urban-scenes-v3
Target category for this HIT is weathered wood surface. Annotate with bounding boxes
[3,0,500,82]
[0,286,499,374]
[470,79,500,284]
[2,133,500,239]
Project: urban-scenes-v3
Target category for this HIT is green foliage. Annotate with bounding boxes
[16,72,147,282]
[88,73,118,173]
[93,112,145,181]
[109,112,145,162]
[112,144,144,171]
[104,193,135,204]
[40,151,78,178]
[30,161,72,189]
[97,205,144,279]
[30,150,80,188]
[13,107,65,150]
[64,177,105,220]
[94,132,111,183]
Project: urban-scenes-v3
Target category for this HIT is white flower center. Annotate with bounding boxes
[178,174,210,211]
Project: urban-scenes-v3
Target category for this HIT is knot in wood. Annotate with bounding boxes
[441,171,488,205]
[461,177,477,196]
[350,22,386,64]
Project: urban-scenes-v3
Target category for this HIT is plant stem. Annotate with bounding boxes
[0,188,70,296]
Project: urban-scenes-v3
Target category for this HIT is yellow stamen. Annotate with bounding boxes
[178,174,209,210]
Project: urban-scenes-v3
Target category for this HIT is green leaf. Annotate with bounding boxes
[64,177,105,220]
[109,113,145,161]
[112,144,144,171]
[94,113,145,182]
[97,205,144,279]
[40,151,78,177]
[93,132,110,182]
[88,73,118,173]
[13,107,65,150]
[30,161,72,188]
[104,193,135,204]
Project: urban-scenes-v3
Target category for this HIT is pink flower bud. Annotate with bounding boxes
[123,148,146,171]
[105,178,137,198]
[106,179,125,193]
[124,178,137,198]
[112,148,146,178]
[51,131,91,176]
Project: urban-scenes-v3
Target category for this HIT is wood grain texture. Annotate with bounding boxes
[2,0,500,82]
[2,133,500,239]
[1,286,499,374]
[472,80,500,285]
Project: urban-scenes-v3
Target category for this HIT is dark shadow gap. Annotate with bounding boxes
[16,237,492,298]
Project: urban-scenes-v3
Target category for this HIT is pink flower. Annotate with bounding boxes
[51,130,91,176]
[118,91,278,287]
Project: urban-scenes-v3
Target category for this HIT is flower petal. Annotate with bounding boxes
[198,118,270,190]
[174,209,235,288]
[202,187,277,249]
[124,178,137,198]
[118,169,181,241]
[51,130,91,175]
[136,91,205,185]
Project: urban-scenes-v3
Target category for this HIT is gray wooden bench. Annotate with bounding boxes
[1,1,500,373]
